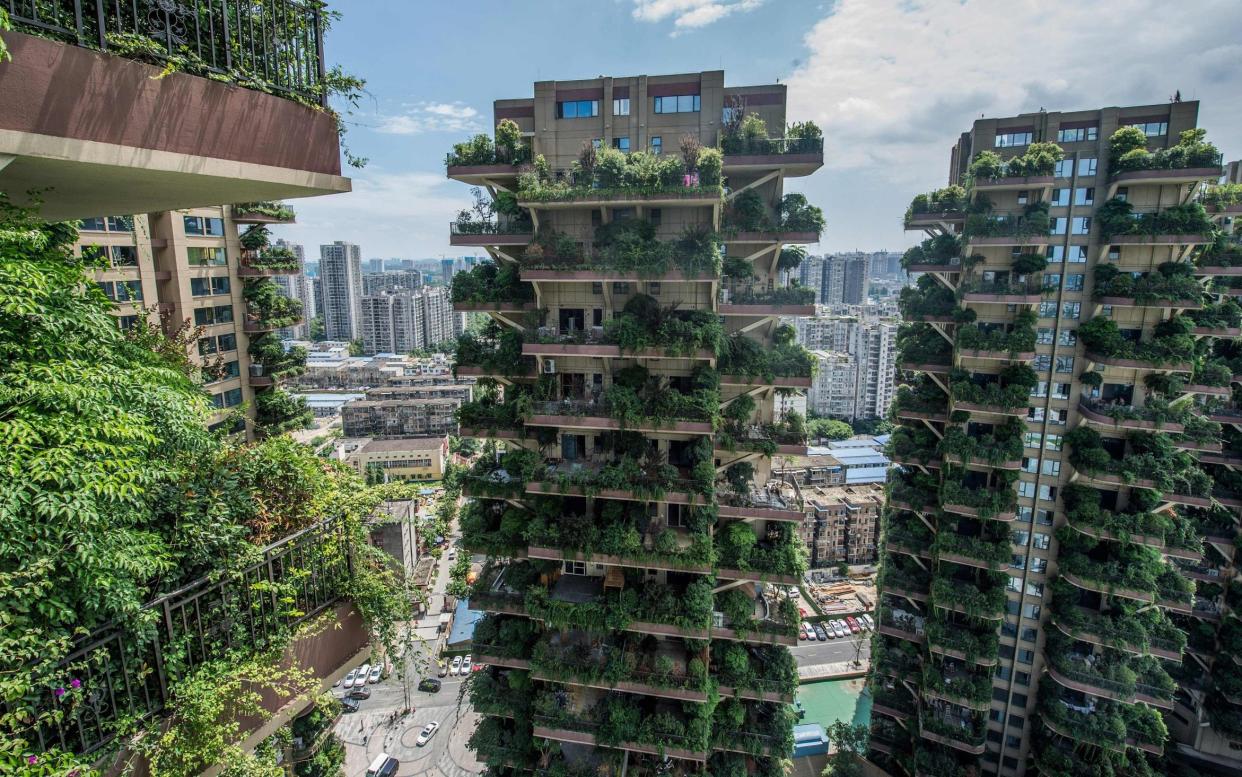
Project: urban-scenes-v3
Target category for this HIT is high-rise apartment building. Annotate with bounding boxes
[272,239,313,339]
[800,316,898,420]
[320,241,363,341]
[449,70,824,775]
[362,269,424,296]
[358,287,461,355]
[808,350,858,418]
[874,100,1240,777]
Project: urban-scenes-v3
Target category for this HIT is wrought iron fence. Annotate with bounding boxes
[7,0,327,104]
[11,516,352,756]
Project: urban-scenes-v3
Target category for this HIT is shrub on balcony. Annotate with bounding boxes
[1061,483,1201,551]
[589,219,722,277]
[523,498,713,567]
[254,388,312,434]
[891,380,948,416]
[1202,183,1242,211]
[451,262,534,306]
[1078,314,1196,364]
[519,148,721,201]
[941,419,1024,468]
[233,201,296,221]
[1192,358,1233,387]
[901,233,963,269]
[906,185,968,222]
[249,332,307,378]
[922,663,992,704]
[899,275,957,319]
[778,193,826,235]
[718,328,814,379]
[1010,252,1048,274]
[968,142,1063,181]
[1196,234,1242,268]
[931,575,1007,618]
[1058,527,1192,602]
[454,323,528,377]
[932,524,1011,570]
[886,426,940,465]
[955,309,1037,353]
[925,617,999,663]
[897,323,953,366]
[964,201,1051,238]
[1109,126,1221,174]
[603,294,723,356]
[446,120,527,166]
[244,278,303,327]
[940,477,1018,520]
[1066,426,1210,497]
[1096,197,1214,239]
[949,363,1038,409]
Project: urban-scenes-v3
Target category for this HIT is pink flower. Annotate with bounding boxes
[70,678,81,689]
[54,687,66,698]
[27,755,38,764]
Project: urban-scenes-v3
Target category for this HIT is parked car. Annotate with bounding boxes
[837,620,851,638]
[348,686,371,700]
[463,655,473,674]
[341,698,360,713]
[418,678,442,693]
[356,664,371,687]
[814,624,829,641]
[368,666,383,684]
[846,617,860,634]
[450,656,463,676]
[447,550,457,561]
[437,661,448,678]
[801,621,814,640]
[861,614,875,630]
[342,669,359,689]
[829,621,844,638]
[416,721,441,746]
[798,624,808,640]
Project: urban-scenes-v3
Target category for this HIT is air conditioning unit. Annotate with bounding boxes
[543,359,557,374]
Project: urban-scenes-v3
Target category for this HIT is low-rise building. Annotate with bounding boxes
[341,396,460,438]
[344,436,448,482]
[775,438,891,487]
[800,483,885,567]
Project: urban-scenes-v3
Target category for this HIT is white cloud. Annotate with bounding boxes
[786,0,1242,190]
[275,170,472,259]
[375,101,484,135]
[632,0,764,34]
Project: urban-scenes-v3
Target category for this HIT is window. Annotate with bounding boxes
[211,388,243,409]
[1033,533,1051,550]
[650,136,662,154]
[1077,157,1097,176]
[1007,577,1022,593]
[1129,120,1168,137]
[1036,327,1054,345]
[218,333,237,352]
[183,215,224,236]
[1016,650,1034,666]
[654,94,700,114]
[1017,481,1036,499]
[1051,382,1071,400]
[649,208,662,226]
[1023,432,1041,449]
[1067,245,1088,263]
[1035,510,1053,526]
[1038,484,1056,502]
[111,245,138,267]
[1023,603,1042,619]
[613,97,630,116]
[994,131,1033,148]
[1057,126,1098,142]
[80,217,108,231]
[1020,457,1038,474]
[194,304,234,326]
[1054,159,1074,178]
[1011,554,1027,570]
[649,282,661,296]
[107,216,133,232]
[612,136,631,151]
[188,246,226,266]
[1074,187,1095,206]
[1071,216,1091,235]
[557,100,599,119]
[1012,530,1030,546]
[611,282,631,295]
[1045,434,1062,451]
[1049,217,1067,235]
[1115,186,1129,203]
[117,314,139,331]
[1043,273,1061,290]
[562,560,587,575]
[1017,190,1029,205]
[1065,274,1084,291]
[1030,382,1048,398]
[1030,557,1047,573]
[209,360,240,382]
[99,280,143,302]
[1025,583,1044,598]
[1061,302,1081,320]
[1047,408,1067,426]
[1038,302,1057,318]
[591,282,603,295]
[592,138,602,149]
[1050,188,1070,206]
[1033,354,1051,371]
[1015,671,1030,687]
[1055,356,1074,373]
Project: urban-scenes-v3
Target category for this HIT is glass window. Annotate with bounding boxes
[1043,273,1061,290]
[211,277,231,295]
[1050,188,1070,206]
[1055,356,1075,373]
[1049,217,1067,235]
[1015,671,1030,687]
[1045,435,1062,452]
[1129,120,1168,137]
[1011,554,1027,570]
[557,100,599,119]
[79,217,108,231]
[1033,354,1051,371]
[1061,302,1080,320]
[107,216,133,232]
[1038,301,1057,318]
[1023,433,1041,449]
[1012,530,1031,546]
[654,94,700,114]
[1021,625,1038,641]
[1030,382,1048,398]
[1057,126,1098,142]
[191,277,211,297]
[1074,187,1095,206]
[1115,187,1129,203]
[1067,245,1088,263]
[613,97,630,116]
[1045,245,1065,262]
[994,131,1033,148]
[1020,457,1038,474]
[1036,327,1054,344]
[1007,577,1022,593]
[187,247,226,266]
[1065,274,1084,291]
[650,136,662,154]
[1038,484,1056,501]
[1057,329,1077,346]
[1051,382,1071,399]
[612,136,630,151]
[198,336,218,356]
[1071,217,1091,235]
[1023,603,1042,619]
[111,245,138,267]
[1017,481,1035,498]
[1054,159,1074,178]
[1041,460,1061,476]
[1077,157,1097,176]
[1031,557,1048,573]
[218,333,237,352]
[1017,190,1029,205]
[117,314,139,331]
[183,215,203,235]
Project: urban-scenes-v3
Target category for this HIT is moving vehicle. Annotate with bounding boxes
[341,698,360,713]
[416,721,441,746]
[366,754,399,777]
[450,655,463,675]
[368,666,383,684]
[418,678,442,693]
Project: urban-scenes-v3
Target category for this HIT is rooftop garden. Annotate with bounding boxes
[724,190,826,237]
[450,261,535,306]
[963,200,1051,239]
[1078,314,1197,365]
[905,185,968,223]
[1108,126,1221,175]
[1066,426,1211,497]
[718,325,815,380]
[955,308,1037,353]
[949,363,1039,409]
[1095,197,1215,240]
[517,142,722,202]
[719,111,823,155]
[446,119,528,166]
[967,141,1064,181]
[0,204,411,773]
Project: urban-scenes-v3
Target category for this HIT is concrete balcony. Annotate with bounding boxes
[520,267,716,283]
[1108,166,1223,195]
[449,222,534,247]
[721,137,824,178]
[0,31,349,220]
[720,373,812,389]
[728,231,821,244]
[905,212,966,231]
[972,174,1055,194]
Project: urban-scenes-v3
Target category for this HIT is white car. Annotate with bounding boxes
[356,664,372,687]
[342,668,359,689]
[368,666,383,684]
[833,621,848,638]
[450,655,463,676]
[416,721,440,747]
[861,614,875,630]
[463,655,473,674]
[802,621,816,640]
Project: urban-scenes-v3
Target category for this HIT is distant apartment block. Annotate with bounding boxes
[344,436,448,482]
[358,286,462,355]
[341,396,460,438]
[800,483,884,566]
[319,241,363,340]
[800,316,897,420]
[362,269,425,296]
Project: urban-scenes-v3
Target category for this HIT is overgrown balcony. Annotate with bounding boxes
[902,233,967,272]
[1096,198,1215,243]
[877,605,926,643]
[242,279,303,331]
[719,132,824,158]
[714,522,806,584]
[1050,578,1186,660]
[711,698,797,758]
[722,190,825,240]
[460,498,529,556]
[523,498,714,574]
[517,147,724,208]
[888,472,940,513]
[954,309,1037,359]
[925,615,999,666]
[1077,395,1224,438]
[1091,264,1204,308]
[1202,183,1242,214]
[1058,529,1194,606]
[891,381,949,421]
[885,426,942,469]
[714,586,801,644]
[526,299,723,359]
[446,123,531,173]
[904,186,968,229]
[711,641,799,701]
[939,419,1024,470]
[451,263,536,311]
[455,327,535,380]
[968,142,1062,185]
[531,452,713,503]
[871,683,918,721]
[717,327,814,386]
[529,631,711,700]
[963,201,1051,244]
[1107,126,1222,184]
[233,201,297,224]
[1,9,349,219]
[878,558,933,600]
[940,478,1018,521]
[958,277,1044,304]
[533,689,713,758]
[899,276,959,322]
[931,574,1007,620]
[248,332,307,383]
[922,660,993,709]
[1195,236,1242,276]
[718,282,816,315]
[1066,426,1211,502]
[471,614,540,664]
[469,667,531,719]
[884,516,933,560]
[1044,632,1175,707]
[949,364,1038,414]
[920,706,987,753]
[469,717,539,768]
[460,448,544,500]
[872,637,924,680]
[1037,679,1167,755]
[896,323,953,370]
[523,222,722,280]
[931,521,1012,571]
[1061,483,1203,557]
[912,745,981,777]
[716,417,809,457]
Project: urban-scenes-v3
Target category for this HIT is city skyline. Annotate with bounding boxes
[278,0,1242,259]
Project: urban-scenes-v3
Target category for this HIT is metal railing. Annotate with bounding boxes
[720,136,824,156]
[9,516,352,756]
[449,220,534,236]
[8,0,327,104]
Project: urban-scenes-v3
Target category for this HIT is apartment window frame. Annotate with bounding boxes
[557,99,600,119]
[1056,126,1098,142]
[650,136,662,154]
[653,94,701,114]
[612,97,630,116]
[994,131,1033,148]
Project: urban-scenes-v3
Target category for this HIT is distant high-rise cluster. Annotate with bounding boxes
[319,240,363,340]
[358,286,461,354]
[798,313,898,420]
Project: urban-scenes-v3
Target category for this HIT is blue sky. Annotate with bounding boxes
[281,0,1242,262]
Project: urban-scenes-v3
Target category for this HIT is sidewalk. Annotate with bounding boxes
[798,660,868,682]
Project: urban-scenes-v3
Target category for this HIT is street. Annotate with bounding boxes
[791,632,872,671]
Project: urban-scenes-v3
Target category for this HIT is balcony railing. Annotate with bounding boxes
[9,0,329,105]
[450,220,534,236]
[720,136,824,156]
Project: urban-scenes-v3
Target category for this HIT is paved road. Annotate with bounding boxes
[792,632,871,667]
